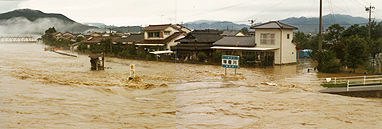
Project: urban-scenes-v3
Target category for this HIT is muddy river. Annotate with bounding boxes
[1,43,382,128]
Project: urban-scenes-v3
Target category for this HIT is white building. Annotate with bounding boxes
[212,21,298,65]
[136,24,189,52]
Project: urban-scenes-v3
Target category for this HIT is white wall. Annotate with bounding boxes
[144,26,179,40]
[255,29,296,64]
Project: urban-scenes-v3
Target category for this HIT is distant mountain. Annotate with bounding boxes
[0,9,376,35]
[0,9,95,34]
[83,23,108,27]
[0,9,75,23]
[83,23,143,33]
[279,14,373,33]
[183,20,250,31]
[183,14,377,34]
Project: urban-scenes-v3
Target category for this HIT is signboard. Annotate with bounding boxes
[222,55,239,69]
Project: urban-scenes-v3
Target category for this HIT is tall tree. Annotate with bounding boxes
[342,24,368,39]
[344,35,369,72]
[293,31,309,48]
[369,38,382,59]
[324,24,344,45]
[370,21,382,40]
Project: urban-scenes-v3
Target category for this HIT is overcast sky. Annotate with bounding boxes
[1,0,381,26]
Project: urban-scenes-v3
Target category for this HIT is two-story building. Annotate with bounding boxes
[136,24,189,53]
[212,21,298,65]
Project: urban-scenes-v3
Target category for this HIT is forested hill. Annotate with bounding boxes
[280,14,371,33]
[0,9,95,34]
[0,9,75,23]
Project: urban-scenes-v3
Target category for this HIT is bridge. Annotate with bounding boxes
[0,36,37,43]
[286,75,382,98]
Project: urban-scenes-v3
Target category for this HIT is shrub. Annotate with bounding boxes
[212,51,222,63]
[197,52,207,62]
[311,50,341,73]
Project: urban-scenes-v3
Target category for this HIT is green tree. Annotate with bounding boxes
[212,51,222,63]
[197,52,207,62]
[342,24,368,39]
[100,39,113,55]
[344,35,369,72]
[293,31,309,49]
[240,27,249,35]
[324,24,344,45]
[370,21,382,40]
[329,40,346,64]
[76,36,84,42]
[307,35,329,51]
[41,27,57,45]
[311,50,341,73]
[45,27,57,35]
[77,43,88,53]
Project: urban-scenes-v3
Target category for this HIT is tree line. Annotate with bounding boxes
[294,21,382,73]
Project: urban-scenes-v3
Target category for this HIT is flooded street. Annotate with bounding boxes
[1,43,382,128]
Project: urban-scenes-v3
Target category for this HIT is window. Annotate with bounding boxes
[260,33,275,45]
[287,34,290,39]
[164,31,170,35]
[148,32,160,38]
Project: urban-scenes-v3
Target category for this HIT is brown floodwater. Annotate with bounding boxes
[1,43,382,128]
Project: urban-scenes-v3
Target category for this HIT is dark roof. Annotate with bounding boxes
[138,32,183,44]
[114,34,143,43]
[213,36,256,47]
[79,36,119,44]
[142,24,180,31]
[252,21,298,30]
[221,30,241,36]
[175,30,222,43]
[172,44,212,50]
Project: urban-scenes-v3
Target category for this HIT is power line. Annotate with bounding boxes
[342,0,352,14]
[187,0,254,18]
[240,0,288,21]
[350,0,365,8]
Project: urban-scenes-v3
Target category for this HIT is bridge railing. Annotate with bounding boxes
[0,35,37,43]
[286,75,382,91]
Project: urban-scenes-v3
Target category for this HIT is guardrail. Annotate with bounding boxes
[286,75,382,91]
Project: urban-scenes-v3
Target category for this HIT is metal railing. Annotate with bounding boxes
[286,75,382,91]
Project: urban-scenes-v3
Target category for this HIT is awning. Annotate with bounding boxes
[136,44,165,46]
[149,51,174,55]
[211,46,279,51]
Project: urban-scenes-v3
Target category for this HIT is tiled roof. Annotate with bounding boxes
[114,34,144,43]
[213,36,256,47]
[176,30,222,43]
[221,30,240,36]
[252,21,298,30]
[79,36,119,44]
[142,24,180,31]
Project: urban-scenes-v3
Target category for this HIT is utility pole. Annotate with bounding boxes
[248,19,256,27]
[318,0,323,51]
[366,4,375,37]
